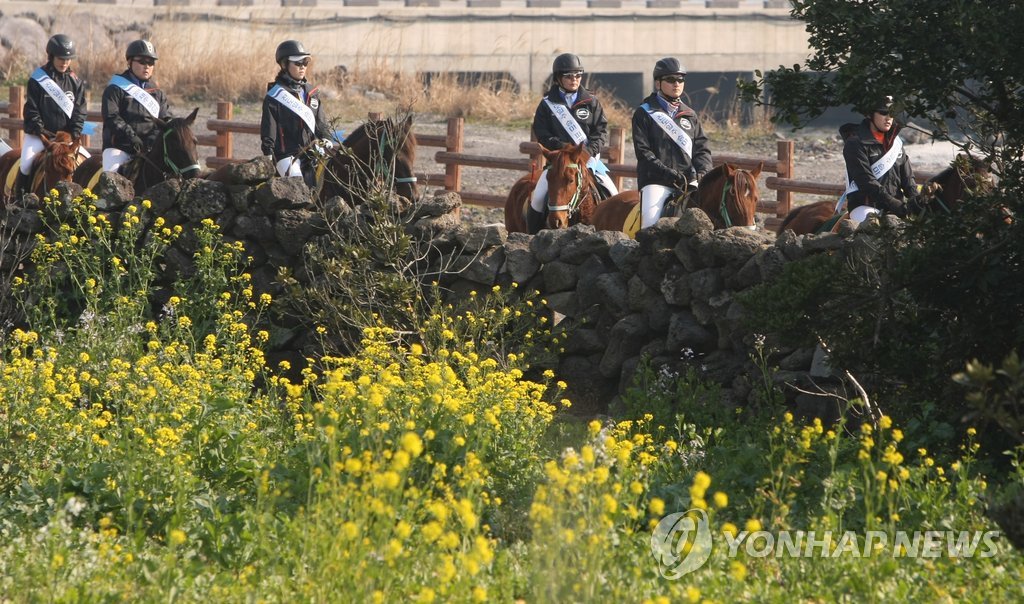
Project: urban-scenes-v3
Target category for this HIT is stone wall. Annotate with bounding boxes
[2,163,865,413]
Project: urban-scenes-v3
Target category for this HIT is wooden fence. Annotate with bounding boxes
[1,87,942,223]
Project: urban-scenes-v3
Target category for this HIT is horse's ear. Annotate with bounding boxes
[184,107,199,126]
[153,116,167,129]
[541,145,558,161]
[724,163,736,176]
[751,161,764,179]
[399,114,413,133]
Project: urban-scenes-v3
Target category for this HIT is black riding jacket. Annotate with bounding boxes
[102,70,172,153]
[633,92,713,189]
[24,64,87,138]
[260,74,332,162]
[843,119,917,215]
[532,85,608,157]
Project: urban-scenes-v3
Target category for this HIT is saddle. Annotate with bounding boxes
[2,158,47,199]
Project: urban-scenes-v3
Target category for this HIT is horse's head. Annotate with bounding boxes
[922,153,997,213]
[151,107,201,179]
[698,162,761,229]
[544,143,595,229]
[329,115,419,203]
[39,131,79,189]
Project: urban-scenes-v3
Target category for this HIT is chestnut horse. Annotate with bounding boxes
[0,131,81,202]
[73,108,200,193]
[504,143,601,233]
[777,153,997,235]
[320,116,418,203]
[589,162,762,237]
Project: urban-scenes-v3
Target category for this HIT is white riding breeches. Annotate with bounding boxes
[529,162,619,213]
[276,156,304,178]
[529,168,550,212]
[640,184,674,229]
[593,171,618,197]
[849,205,880,225]
[103,148,133,173]
[19,134,44,175]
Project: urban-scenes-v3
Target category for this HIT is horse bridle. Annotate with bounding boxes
[159,125,199,177]
[547,162,588,216]
[718,171,757,230]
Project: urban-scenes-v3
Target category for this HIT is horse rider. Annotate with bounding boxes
[527,52,618,234]
[15,34,87,197]
[839,95,921,223]
[260,40,334,188]
[101,39,173,174]
[633,57,713,230]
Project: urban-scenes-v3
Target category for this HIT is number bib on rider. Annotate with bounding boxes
[642,102,693,160]
[544,99,587,145]
[268,84,316,134]
[836,136,904,213]
[32,68,74,118]
[109,75,160,119]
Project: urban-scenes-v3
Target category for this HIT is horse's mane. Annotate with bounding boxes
[698,163,759,228]
[342,118,417,166]
[41,131,77,180]
[164,116,198,159]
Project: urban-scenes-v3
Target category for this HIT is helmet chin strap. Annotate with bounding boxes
[658,91,681,103]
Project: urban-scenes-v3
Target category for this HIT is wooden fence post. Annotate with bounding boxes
[79,91,90,150]
[444,117,464,192]
[9,86,23,148]
[216,101,233,162]
[608,126,626,191]
[776,140,794,217]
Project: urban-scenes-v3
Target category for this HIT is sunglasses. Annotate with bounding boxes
[660,76,686,84]
[876,110,891,116]
[561,72,583,79]
[132,58,156,66]
[291,59,311,67]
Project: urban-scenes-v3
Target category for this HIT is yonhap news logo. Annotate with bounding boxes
[650,509,713,579]
[650,510,1002,579]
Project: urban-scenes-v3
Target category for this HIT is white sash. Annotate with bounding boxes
[110,75,160,119]
[32,67,74,118]
[268,84,316,134]
[543,99,587,145]
[836,136,904,213]
[642,102,692,159]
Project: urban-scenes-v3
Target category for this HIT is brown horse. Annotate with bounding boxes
[776,200,846,236]
[589,162,762,237]
[319,116,418,203]
[777,153,998,236]
[504,143,601,233]
[0,131,82,202]
[73,108,200,194]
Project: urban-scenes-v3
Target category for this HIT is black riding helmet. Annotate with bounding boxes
[552,53,584,76]
[653,57,686,81]
[276,40,311,66]
[46,34,76,59]
[126,39,158,61]
[869,95,895,115]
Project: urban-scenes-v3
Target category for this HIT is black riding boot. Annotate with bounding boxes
[10,171,29,200]
[526,207,546,234]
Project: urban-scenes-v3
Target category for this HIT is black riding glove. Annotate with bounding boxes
[130,134,144,154]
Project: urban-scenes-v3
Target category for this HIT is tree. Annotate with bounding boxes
[740,0,1024,440]
[741,0,1024,169]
